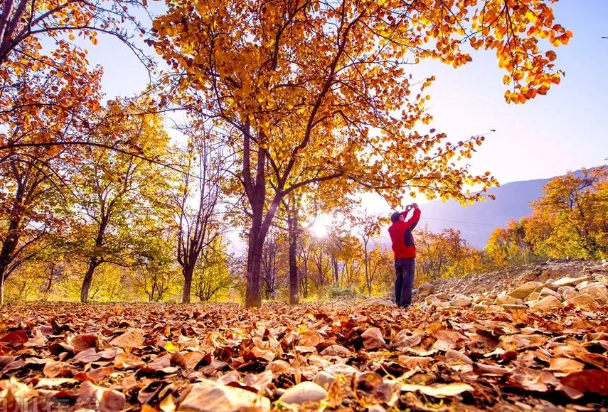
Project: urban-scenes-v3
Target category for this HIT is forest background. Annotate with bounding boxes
[1,0,607,307]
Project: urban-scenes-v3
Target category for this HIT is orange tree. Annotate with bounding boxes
[485,218,535,268]
[0,0,147,69]
[525,168,608,259]
[0,0,152,159]
[150,0,570,307]
[0,48,103,304]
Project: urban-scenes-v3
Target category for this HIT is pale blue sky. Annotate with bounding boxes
[86,0,607,187]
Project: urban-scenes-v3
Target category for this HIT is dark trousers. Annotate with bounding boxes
[395,258,415,307]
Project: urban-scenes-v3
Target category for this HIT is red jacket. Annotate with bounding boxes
[388,208,421,259]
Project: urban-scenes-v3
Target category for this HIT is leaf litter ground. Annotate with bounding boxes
[0,301,606,412]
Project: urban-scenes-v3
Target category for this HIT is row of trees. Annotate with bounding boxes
[486,168,608,265]
[4,166,606,303]
[0,0,572,306]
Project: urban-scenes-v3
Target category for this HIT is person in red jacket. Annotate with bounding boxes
[388,203,421,308]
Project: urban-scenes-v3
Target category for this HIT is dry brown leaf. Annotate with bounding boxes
[361,327,386,350]
[561,370,608,396]
[548,357,585,374]
[110,329,145,348]
[71,334,99,353]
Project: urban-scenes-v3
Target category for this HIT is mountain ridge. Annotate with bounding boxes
[398,166,606,248]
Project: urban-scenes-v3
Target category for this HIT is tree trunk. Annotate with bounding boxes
[364,239,371,294]
[45,263,55,293]
[0,272,5,306]
[80,260,99,303]
[288,209,299,305]
[182,265,194,303]
[0,228,20,306]
[245,238,264,307]
[303,258,309,298]
[244,198,280,307]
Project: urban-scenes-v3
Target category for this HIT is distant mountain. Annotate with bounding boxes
[410,167,604,248]
[417,178,549,248]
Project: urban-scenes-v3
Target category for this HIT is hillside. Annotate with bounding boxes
[414,166,606,248]
[417,178,546,247]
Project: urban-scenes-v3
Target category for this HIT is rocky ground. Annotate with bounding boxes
[414,259,608,312]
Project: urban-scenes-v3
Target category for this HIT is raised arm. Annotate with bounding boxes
[402,204,420,231]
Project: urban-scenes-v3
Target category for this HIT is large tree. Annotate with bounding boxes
[67,99,172,303]
[151,0,570,307]
[525,168,608,259]
[0,51,102,304]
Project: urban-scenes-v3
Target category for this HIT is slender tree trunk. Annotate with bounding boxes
[45,263,55,293]
[332,258,339,284]
[0,260,10,305]
[303,258,309,298]
[364,239,372,294]
[80,260,100,303]
[0,271,5,306]
[288,209,299,305]
[182,265,194,303]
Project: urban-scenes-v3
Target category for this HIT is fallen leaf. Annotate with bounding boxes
[561,370,608,396]
[361,327,386,350]
[110,329,145,348]
[400,382,474,398]
[71,334,99,353]
[0,330,28,346]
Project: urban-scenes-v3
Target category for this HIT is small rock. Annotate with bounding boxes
[279,382,327,405]
[552,276,591,288]
[425,295,441,305]
[529,296,562,311]
[495,294,524,306]
[579,283,608,303]
[508,282,543,299]
[539,288,562,300]
[433,301,451,309]
[472,304,488,312]
[501,304,528,310]
[525,291,541,302]
[565,293,598,309]
[417,283,435,298]
[488,305,504,312]
[450,293,471,308]
[435,293,450,301]
[558,286,578,301]
[575,281,591,291]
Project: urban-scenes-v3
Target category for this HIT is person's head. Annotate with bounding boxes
[390,212,402,223]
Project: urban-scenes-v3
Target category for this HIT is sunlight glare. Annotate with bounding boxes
[311,220,328,238]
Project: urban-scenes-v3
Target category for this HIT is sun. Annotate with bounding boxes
[311,220,328,238]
